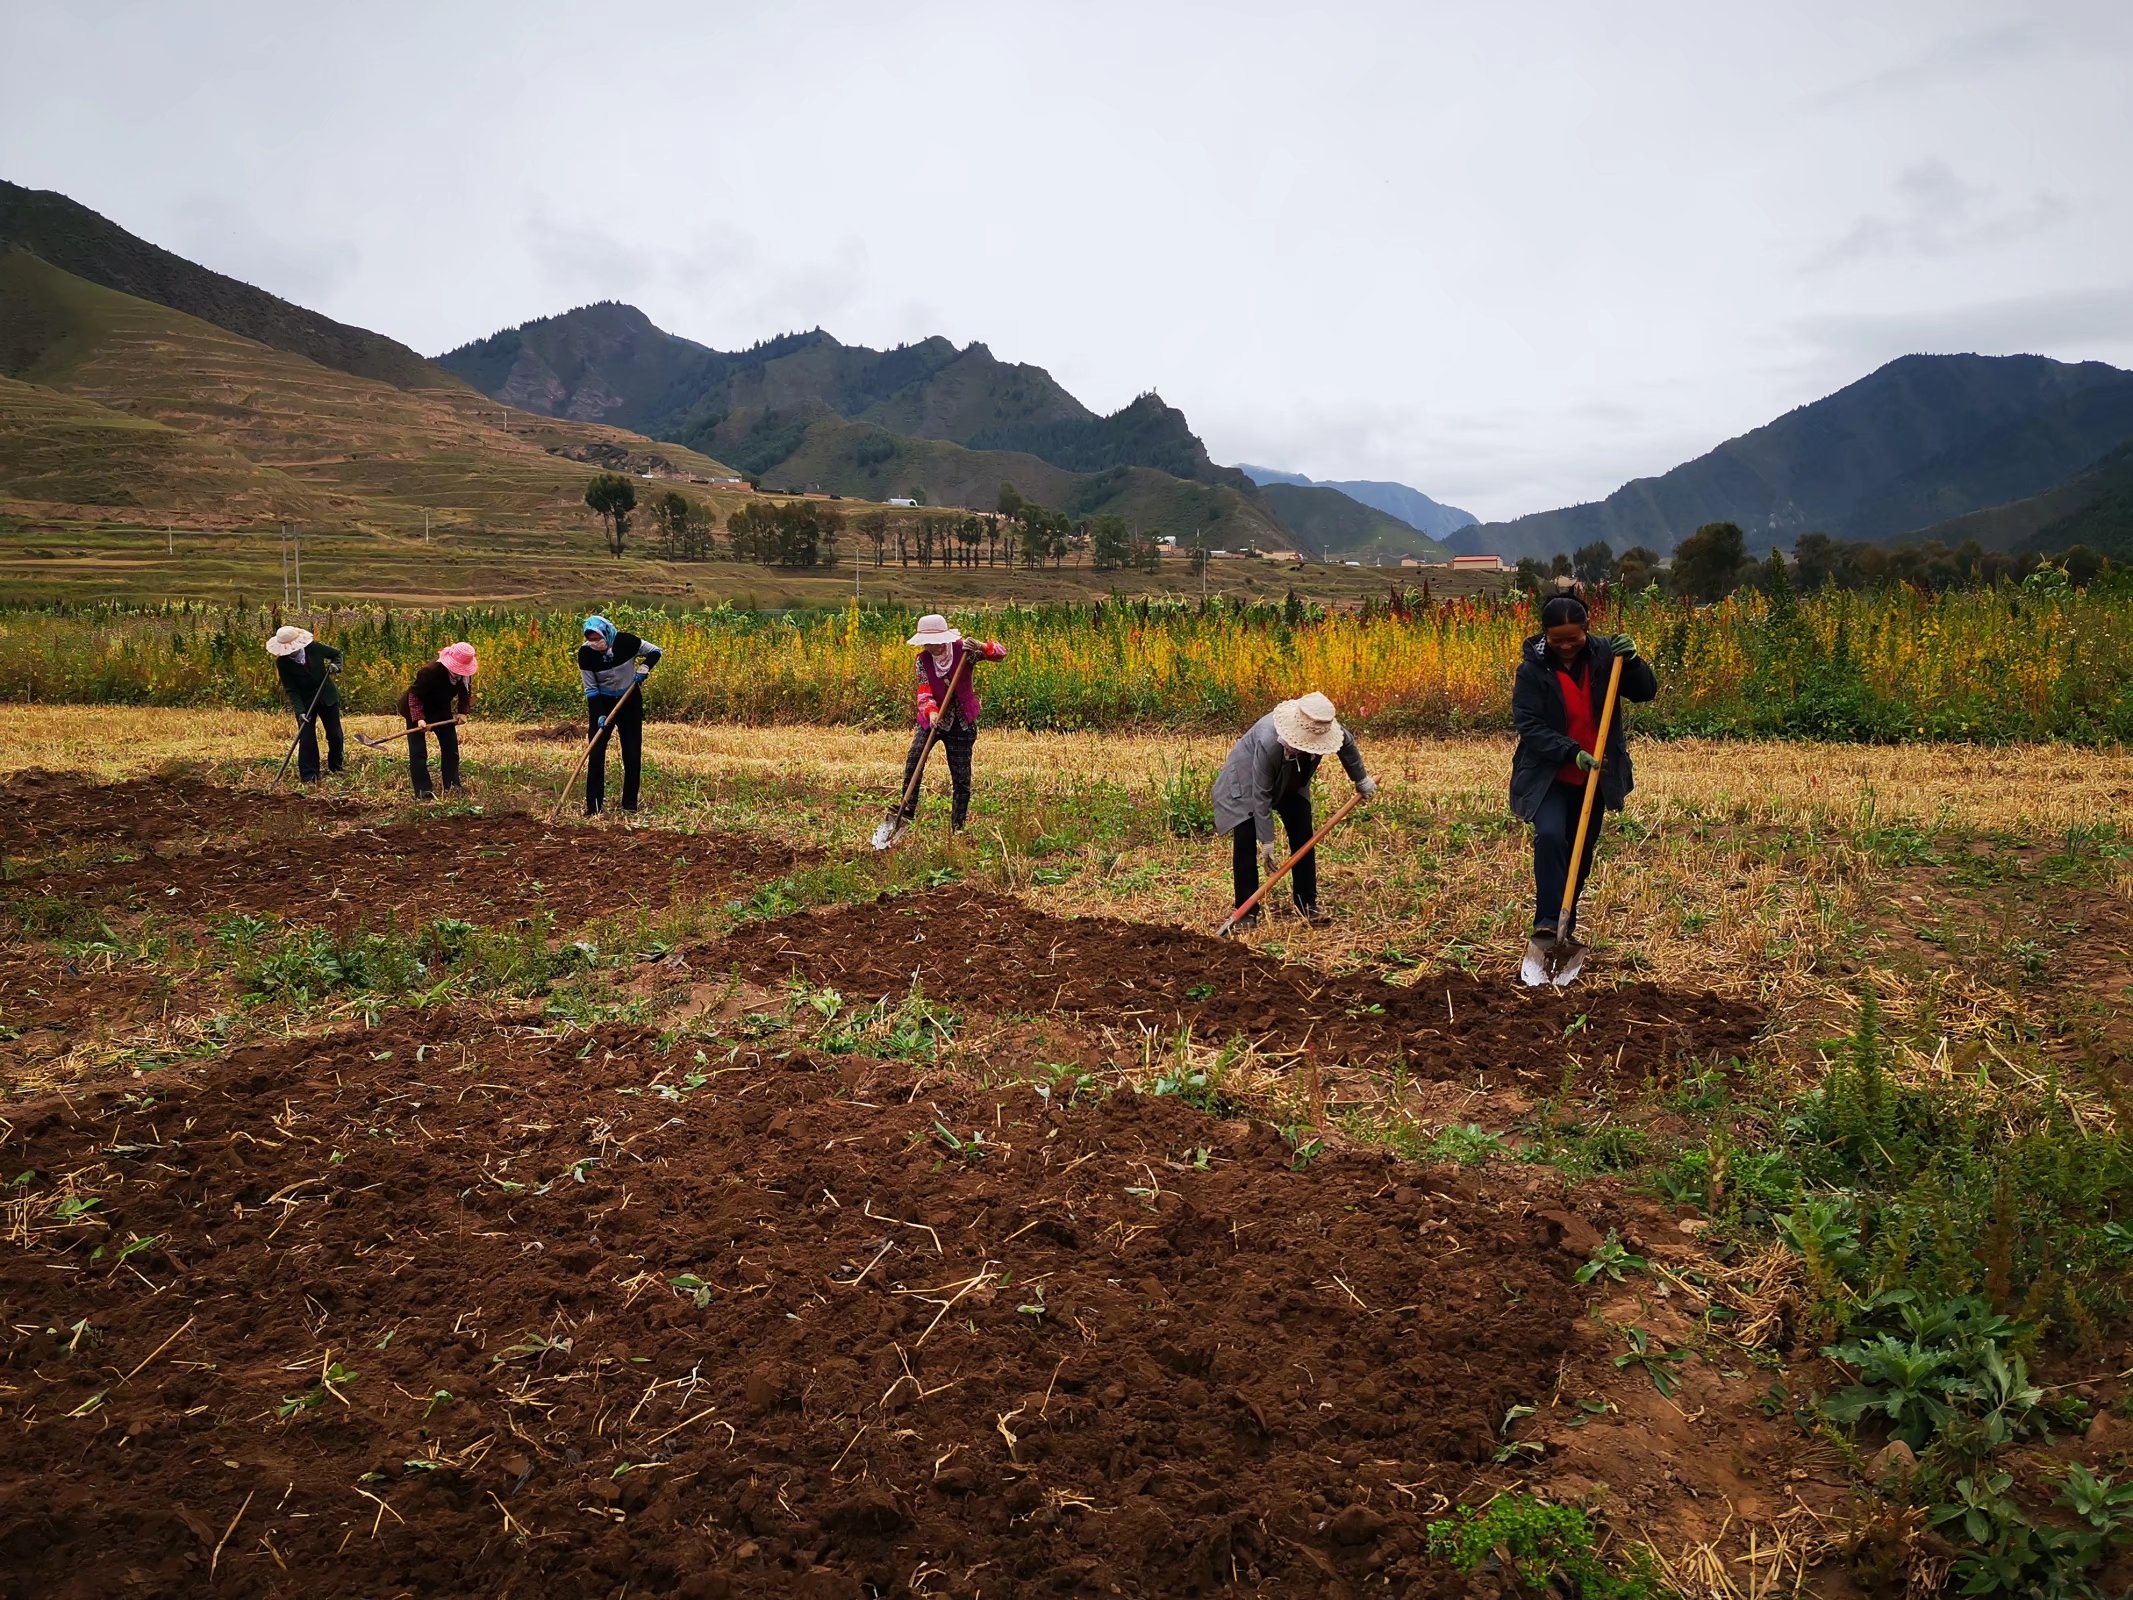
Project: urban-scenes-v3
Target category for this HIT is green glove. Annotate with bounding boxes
[1613,634,1641,660]
[1576,751,1601,773]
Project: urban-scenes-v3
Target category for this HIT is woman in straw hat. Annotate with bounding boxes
[402,642,478,800]
[898,613,1006,833]
[265,624,344,785]
[1212,692,1376,925]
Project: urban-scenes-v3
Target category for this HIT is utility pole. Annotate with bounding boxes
[281,524,290,607]
[423,508,429,544]
[293,527,303,612]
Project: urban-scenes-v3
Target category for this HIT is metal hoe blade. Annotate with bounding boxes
[870,814,907,852]
[1518,938,1586,989]
[1520,934,1587,988]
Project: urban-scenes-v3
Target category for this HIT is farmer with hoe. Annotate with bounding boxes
[402,642,478,800]
[1511,594,1657,973]
[578,614,662,816]
[1212,691,1375,926]
[266,624,343,785]
[898,613,1007,833]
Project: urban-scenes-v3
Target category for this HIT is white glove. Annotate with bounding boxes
[1356,775,1378,800]
[1258,838,1283,874]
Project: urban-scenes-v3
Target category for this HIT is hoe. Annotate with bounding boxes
[1212,786,1370,936]
[871,651,974,851]
[351,715,467,749]
[271,671,337,791]
[1521,651,1625,989]
[550,675,643,823]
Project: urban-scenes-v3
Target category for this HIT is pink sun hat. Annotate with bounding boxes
[438,642,479,676]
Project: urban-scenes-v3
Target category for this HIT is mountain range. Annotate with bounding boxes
[1239,466,1477,543]
[436,303,1453,557]
[3,176,2127,574]
[1455,353,2133,562]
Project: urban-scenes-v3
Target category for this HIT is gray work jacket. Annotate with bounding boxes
[1211,712,1368,843]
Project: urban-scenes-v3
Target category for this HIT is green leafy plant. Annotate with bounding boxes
[1614,1326,1689,1398]
[1576,1231,1651,1285]
[1425,1494,1662,1599]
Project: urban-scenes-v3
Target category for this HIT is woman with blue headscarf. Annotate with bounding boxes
[577,614,662,815]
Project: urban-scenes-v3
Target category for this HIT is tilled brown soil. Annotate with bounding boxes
[7,812,815,932]
[694,886,1764,1084]
[1,1010,1595,1598]
[0,770,311,856]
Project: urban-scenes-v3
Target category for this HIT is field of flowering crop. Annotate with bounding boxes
[2,578,2128,742]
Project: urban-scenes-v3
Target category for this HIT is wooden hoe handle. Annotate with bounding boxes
[1216,786,1369,934]
[550,676,643,823]
[1555,652,1627,935]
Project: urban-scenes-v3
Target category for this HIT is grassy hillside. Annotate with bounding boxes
[0,249,742,537]
[1461,353,2133,560]
[1911,440,2133,562]
[1255,483,1452,561]
[0,179,446,392]
[743,416,1290,547]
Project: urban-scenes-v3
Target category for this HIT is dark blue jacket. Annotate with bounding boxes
[1509,633,1657,823]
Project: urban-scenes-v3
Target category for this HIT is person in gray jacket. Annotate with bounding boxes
[1211,691,1376,925]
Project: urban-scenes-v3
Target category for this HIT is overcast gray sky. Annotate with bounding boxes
[6,1,2131,520]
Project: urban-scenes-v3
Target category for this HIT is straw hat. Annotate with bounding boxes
[265,625,314,657]
[907,613,963,647]
[438,642,479,676]
[1271,691,1345,756]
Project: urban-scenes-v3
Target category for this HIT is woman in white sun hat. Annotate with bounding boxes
[1211,691,1375,925]
[897,613,1006,832]
[265,624,344,785]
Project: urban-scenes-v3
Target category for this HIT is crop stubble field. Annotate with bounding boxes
[1,714,2130,1598]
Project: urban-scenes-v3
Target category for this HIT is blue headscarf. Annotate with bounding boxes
[582,614,617,650]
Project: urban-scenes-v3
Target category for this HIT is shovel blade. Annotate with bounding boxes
[870,814,907,852]
[1520,935,1588,988]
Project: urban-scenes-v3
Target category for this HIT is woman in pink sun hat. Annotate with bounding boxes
[897,613,1006,832]
[401,642,477,800]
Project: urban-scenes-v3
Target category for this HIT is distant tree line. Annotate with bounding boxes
[1514,522,2121,604]
[584,476,841,568]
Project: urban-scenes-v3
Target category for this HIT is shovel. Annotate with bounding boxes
[1521,652,1626,988]
[550,675,643,823]
[272,670,336,791]
[871,651,975,851]
[353,715,467,749]
[1213,786,1369,936]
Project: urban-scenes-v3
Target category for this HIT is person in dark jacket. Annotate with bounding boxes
[403,642,477,800]
[898,613,1007,832]
[266,624,343,784]
[578,614,661,815]
[1510,596,1657,942]
[1211,691,1375,925]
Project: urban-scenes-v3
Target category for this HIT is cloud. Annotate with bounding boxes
[1805,159,2068,272]
[520,210,871,344]
[1791,284,2133,364]
[1802,21,2046,109]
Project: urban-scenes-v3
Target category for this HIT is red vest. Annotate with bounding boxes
[1556,664,1598,786]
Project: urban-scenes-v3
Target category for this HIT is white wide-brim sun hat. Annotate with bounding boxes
[266,625,314,657]
[1272,691,1346,756]
[907,613,963,647]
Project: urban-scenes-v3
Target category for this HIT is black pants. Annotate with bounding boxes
[407,720,460,798]
[1231,789,1317,914]
[1532,779,1605,934]
[586,692,643,814]
[296,704,343,783]
[901,722,976,829]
